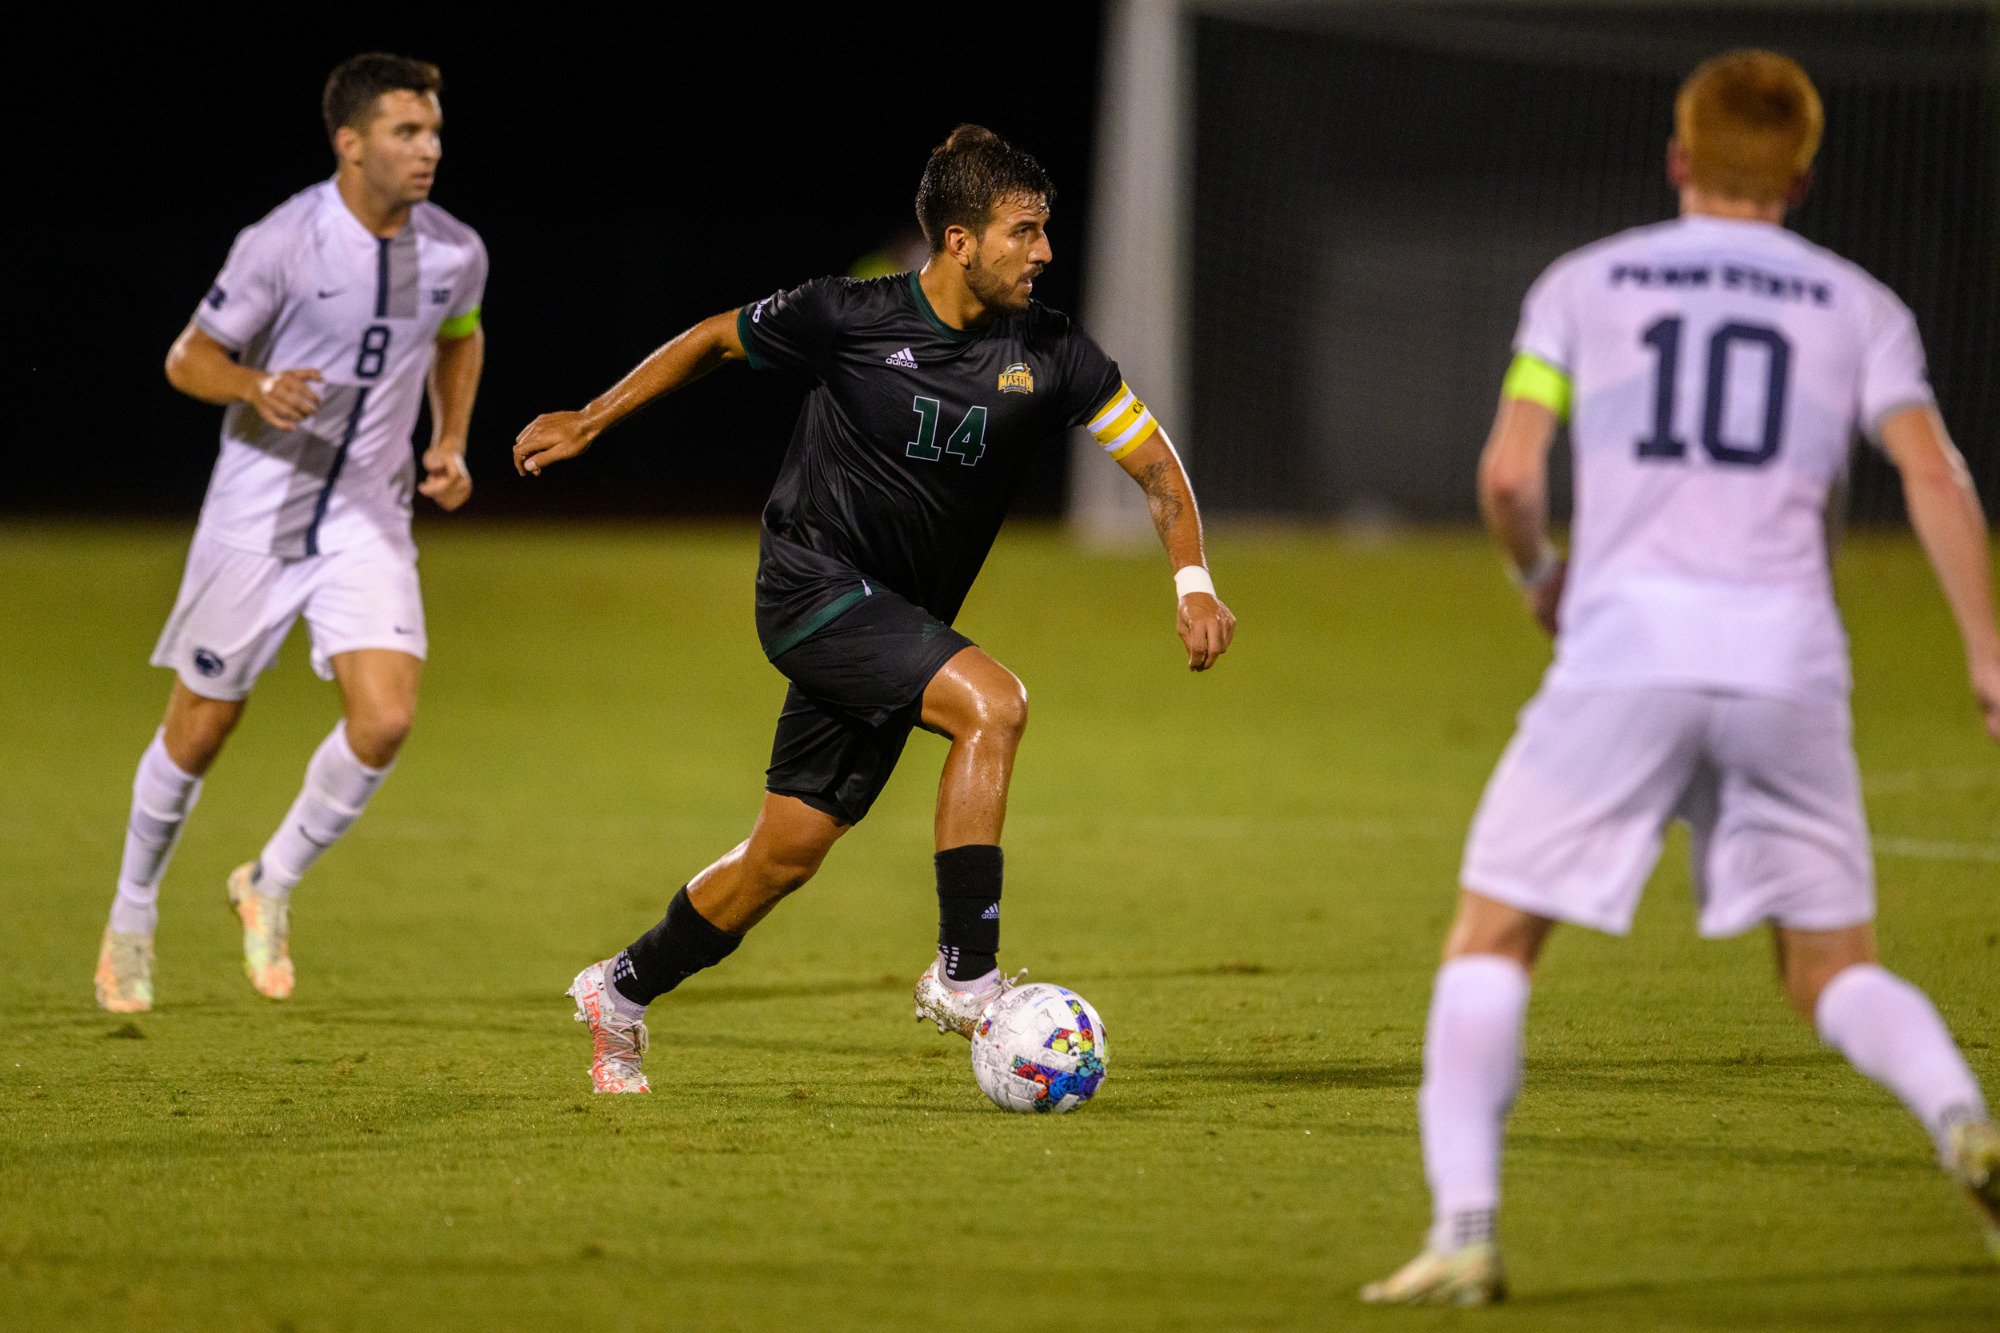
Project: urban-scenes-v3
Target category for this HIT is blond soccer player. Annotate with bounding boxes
[1364,51,2000,1305]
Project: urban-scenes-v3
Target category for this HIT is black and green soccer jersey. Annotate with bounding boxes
[739,271,1127,658]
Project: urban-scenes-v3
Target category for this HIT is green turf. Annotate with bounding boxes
[1,520,1995,1332]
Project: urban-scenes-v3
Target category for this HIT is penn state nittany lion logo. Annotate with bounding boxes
[192,648,226,678]
[998,363,1034,394]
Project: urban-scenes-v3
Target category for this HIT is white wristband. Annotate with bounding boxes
[1174,565,1216,601]
[1508,543,1562,591]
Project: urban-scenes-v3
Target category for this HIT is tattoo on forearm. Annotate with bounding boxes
[1137,461,1185,527]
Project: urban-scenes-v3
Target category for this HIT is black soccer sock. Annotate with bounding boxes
[935,844,1002,982]
[611,886,743,1006]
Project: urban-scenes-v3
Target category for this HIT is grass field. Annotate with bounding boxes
[1,520,1996,1331]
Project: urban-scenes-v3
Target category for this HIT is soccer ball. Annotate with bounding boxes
[970,983,1107,1114]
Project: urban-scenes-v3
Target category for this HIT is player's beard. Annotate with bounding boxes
[966,250,1032,312]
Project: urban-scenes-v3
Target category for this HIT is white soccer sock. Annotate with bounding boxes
[1815,963,1989,1157]
[109,731,204,935]
[1420,954,1530,1253]
[255,721,392,896]
[941,957,1000,993]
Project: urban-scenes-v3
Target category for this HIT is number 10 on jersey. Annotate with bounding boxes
[1636,316,1792,466]
[907,395,988,466]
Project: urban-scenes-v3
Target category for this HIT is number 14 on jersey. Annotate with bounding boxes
[907,396,988,466]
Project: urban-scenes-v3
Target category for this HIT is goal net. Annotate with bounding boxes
[1187,3,1997,523]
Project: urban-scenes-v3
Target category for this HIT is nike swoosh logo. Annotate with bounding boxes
[317,288,344,299]
[393,626,416,635]
[297,824,336,849]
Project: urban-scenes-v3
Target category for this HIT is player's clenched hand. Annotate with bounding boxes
[1971,655,2000,742]
[1178,592,1236,672]
[513,411,598,476]
[419,446,472,511]
[248,368,323,430]
[1525,559,1567,637]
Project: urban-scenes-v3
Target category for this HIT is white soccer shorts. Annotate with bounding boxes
[1460,686,1874,938]
[150,530,426,701]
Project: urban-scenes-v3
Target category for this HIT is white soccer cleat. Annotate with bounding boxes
[912,955,1022,1039]
[226,862,293,1000]
[1360,1242,1507,1307]
[94,925,155,1013]
[1946,1117,2000,1264]
[568,960,650,1094]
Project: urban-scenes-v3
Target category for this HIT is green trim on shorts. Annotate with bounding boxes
[1501,352,1572,420]
[765,586,869,661]
[438,306,481,340]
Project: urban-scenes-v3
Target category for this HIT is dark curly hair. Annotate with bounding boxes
[914,124,1055,253]
[322,53,443,146]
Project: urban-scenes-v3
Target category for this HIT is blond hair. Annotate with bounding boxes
[1675,50,1824,203]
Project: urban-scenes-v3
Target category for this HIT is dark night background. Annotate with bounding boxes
[17,7,1991,528]
[1186,5,1998,521]
[16,11,1105,520]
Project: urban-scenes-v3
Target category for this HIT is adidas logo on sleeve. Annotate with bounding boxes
[886,347,919,369]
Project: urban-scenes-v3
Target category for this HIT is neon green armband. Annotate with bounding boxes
[1501,352,1571,420]
[438,305,481,340]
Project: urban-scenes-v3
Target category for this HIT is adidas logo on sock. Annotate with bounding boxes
[980,903,999,919]
[886,347,919,369]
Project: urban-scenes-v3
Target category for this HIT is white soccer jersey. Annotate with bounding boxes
[192,180,487,559]
[1515,214,1933,700]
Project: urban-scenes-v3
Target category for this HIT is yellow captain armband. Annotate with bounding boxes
[1501,352,1571,419]
[437,305,482,340]
[1087,381,1158,461]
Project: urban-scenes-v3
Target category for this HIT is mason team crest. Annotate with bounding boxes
[998,363,1034,394]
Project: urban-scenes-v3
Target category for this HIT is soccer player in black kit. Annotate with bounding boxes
[514,126,1235,1093]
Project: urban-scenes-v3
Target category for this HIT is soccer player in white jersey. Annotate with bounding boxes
[1363,51,2000,1305]
[93,53,488,1012]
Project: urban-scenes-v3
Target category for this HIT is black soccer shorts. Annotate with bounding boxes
[764,587,975,825]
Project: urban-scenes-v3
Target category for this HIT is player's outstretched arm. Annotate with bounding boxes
[419,327,482,512]
[164,322,323,431]
[1879,405,2000,740]
[1116,433,1235,671]
[1478,396,1564,635]
[512,310,748,477]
